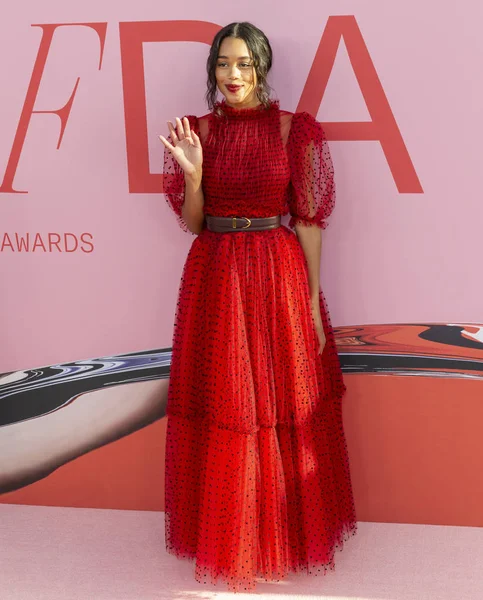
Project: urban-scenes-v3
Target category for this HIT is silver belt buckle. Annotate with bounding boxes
[232,216,252,229]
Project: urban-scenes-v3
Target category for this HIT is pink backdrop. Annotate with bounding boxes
[1,2,482,525]
[3,3,482,373]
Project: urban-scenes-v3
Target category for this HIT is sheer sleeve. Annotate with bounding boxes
[286,111,335,230]
[162,114,199,233]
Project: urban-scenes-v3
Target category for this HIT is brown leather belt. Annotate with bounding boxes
[205,215,281,232]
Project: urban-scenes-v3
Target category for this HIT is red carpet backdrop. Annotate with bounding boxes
[1,3,482,527]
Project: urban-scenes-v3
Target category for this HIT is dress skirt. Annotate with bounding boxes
[165,224,357,592]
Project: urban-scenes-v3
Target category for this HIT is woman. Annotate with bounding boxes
[159,21,357,592]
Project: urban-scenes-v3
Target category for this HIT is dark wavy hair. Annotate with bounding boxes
[205,22,273,112]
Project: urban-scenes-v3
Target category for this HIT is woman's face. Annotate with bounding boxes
[215,37,259,108]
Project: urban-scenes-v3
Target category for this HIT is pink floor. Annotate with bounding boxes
[1,503,482,599]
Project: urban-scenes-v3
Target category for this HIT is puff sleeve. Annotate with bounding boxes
[162,114,199,233]
[286,111,336,230]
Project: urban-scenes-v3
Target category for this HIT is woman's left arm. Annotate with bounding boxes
[295,224,326,354]
[286,111,336,354]
[295,224,321,301]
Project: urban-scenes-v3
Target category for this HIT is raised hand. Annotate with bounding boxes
[159,117,202,177]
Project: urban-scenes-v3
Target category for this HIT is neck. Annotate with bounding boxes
[223,98,263,110]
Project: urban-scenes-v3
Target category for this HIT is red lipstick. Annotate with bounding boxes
[226,85,242,93]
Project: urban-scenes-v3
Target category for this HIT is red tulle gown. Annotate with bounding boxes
[163,99,357,591]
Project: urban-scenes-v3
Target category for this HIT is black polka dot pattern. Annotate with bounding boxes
[163,99,357,592]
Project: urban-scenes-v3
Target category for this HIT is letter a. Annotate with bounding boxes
[298,16,422,193]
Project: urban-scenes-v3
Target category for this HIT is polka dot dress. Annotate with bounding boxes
[163,99,357,592]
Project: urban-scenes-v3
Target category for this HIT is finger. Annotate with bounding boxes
[182,116,191,139]
[159,135,175,152]
[191,129,202,149]
[175,117,185,140]
[167,121,179,144]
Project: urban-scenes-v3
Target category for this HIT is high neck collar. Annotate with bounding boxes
[214,99,279,120]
